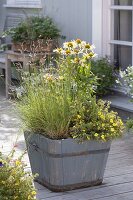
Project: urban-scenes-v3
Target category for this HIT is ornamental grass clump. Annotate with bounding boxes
[0,151,36,200]
[18,72,79,139]
[18,39,124,141]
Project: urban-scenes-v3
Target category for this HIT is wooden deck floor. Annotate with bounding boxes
[0,91,133,200]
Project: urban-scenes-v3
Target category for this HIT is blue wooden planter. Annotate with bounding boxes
[24,132,111,192]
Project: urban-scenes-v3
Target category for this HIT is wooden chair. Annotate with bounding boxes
[0,14,24,97]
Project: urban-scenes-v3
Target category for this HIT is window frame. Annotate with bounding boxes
[110,1,133,66]
[5,0,42,8]
[92,0,133,66]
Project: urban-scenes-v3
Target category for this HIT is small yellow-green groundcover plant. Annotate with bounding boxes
[0,150,37,200]
[18,39,124,142]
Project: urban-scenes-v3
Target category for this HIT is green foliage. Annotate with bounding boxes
[126,119,133,130]
[70,98,124,141]
[120,66,133,132]
[4,16,61,42]
[120,66,133,98]
[91,58,116,96]
[55,40,97,99]
[0,151,36,200]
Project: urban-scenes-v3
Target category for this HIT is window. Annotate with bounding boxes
[113,0,132,6]
[110,0,133,70]
[6,0,42,8]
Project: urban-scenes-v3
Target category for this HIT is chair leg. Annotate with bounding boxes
[2,69,5,78]
[5,58,11,99]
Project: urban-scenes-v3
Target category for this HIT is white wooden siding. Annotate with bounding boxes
[0,0,6,35]
[42,0,92,43]
[6,0,42,8]
[2,0,92,43]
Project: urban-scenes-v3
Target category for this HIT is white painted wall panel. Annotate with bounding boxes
[0,0,6,35]
[42,0,92,43]
[1,0,92,43]
[7,0,41,6]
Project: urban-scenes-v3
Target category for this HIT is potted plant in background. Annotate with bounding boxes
[18,39,124,192]
[91,58,116,96]
[4,16,63,53]
[120,66,133,130]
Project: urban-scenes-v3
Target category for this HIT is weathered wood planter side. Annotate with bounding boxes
[24,133,111,192]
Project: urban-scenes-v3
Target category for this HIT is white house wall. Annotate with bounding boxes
[92,0,103,57]
[0,0,92,43]
[0,0,6,35]
[42,0,92,43]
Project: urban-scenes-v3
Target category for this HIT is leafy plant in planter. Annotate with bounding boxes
[18,39,124,191]
[91,58,116,96]
[120,66,133,130]
[4,16,63,52]
[120,66,133,99]
[0,150,37,200]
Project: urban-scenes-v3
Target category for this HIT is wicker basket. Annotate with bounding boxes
[12,39,59,53]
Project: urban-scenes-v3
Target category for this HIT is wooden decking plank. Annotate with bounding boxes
[39,175,133,199]
[106,161,133,169]
[46,182,133,200]
[107,152,133,160]
[91,191,133,200]
[103,173,133,185]
[105,165,133,177]
[109,149,133,156]
[36,190,64,200]
[104,169,133,178]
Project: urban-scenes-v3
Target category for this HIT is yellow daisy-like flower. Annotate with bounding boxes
[94,133,99,137]
[76,39,81,44]
[113,123,117,127]
[85,44,91,49]
[89,52,94,58]
[77,114,81,119]
[68,42,73,48]
[15,160,21,166]
[74,57,80,63]
[74,49,79,54]
[65,50,71,55]
[53,48,63,54]
[110,119,113,123]
[31,191,37,195]
[57,48,62,53]
[102,123,105,127]
[101,135,105,140]
[111,128,115,132]
[59,76,64,80]
[28,195,31,200]
[46,76,53,81]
